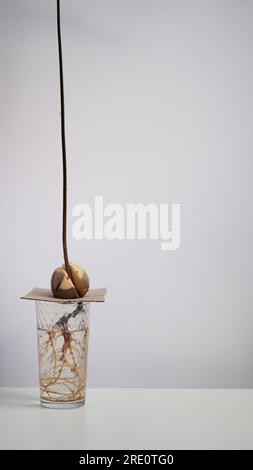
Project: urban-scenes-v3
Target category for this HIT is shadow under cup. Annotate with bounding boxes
[36,300,90,408]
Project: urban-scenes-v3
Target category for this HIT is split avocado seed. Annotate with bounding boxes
[51,262,90,299]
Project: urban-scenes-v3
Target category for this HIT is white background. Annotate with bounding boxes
[0,0,252,387]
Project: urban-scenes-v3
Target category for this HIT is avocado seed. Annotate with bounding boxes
[51,262,90,299]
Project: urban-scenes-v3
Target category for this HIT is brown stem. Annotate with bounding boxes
[56,0,71,279]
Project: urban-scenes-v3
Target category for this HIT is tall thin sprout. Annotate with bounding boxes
[56,0,72,282]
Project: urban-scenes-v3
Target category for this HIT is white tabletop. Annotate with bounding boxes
[0,388,252,450]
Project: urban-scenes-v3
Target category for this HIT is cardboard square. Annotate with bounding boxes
[21,287,107,303]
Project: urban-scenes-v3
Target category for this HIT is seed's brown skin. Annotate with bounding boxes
[51,263,90,299]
